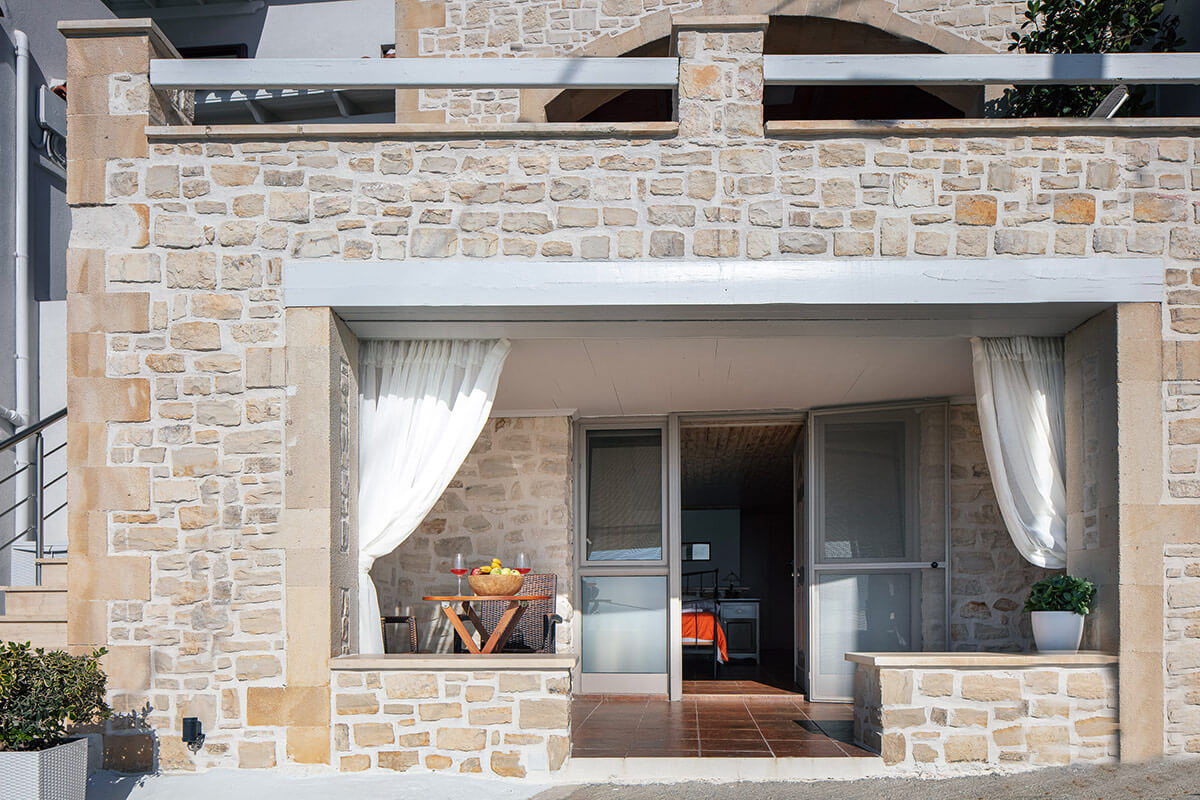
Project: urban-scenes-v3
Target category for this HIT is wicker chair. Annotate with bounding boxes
[454,573,561,654]
[380,615,419,653]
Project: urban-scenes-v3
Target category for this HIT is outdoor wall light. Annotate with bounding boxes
[182,717,205,753]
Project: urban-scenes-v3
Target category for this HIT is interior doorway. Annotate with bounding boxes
[678,419,804,696]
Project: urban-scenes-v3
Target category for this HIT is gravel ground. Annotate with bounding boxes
[532,760,1200,800]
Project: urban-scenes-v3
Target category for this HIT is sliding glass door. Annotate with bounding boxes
[806,404,949,701]
[577,423,669,695]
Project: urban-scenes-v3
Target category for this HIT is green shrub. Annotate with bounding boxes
[0,642,110,751]
[998,0,1183,117]
[1024,574,1096,616]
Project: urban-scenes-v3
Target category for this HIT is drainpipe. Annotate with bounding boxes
[12,30,32,546]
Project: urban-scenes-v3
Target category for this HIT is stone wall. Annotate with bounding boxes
[330,666,571,775]
[399,0,1016,123]
[854,660,1118,768]
[1165,545,1200,755]
[371,415,574,654]
[949,404,1056,652]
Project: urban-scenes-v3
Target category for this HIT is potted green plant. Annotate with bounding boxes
[1024,575,1095,653]
[0,642,109,800]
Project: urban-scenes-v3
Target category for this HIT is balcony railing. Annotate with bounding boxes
[150,53,1200,93]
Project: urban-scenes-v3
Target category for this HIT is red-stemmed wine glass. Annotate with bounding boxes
[451,553,467,594]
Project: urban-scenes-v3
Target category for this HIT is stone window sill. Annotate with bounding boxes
[331,653,578,671]
[767,118,1200,136]
[846,651,1118,669]
[145,122,679,140]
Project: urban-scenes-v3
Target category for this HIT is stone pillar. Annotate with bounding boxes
[1115,301,1171,762]
[1064,310,1119,654]
[59,19,188,772]
[60,19,190,204]
[394,0,450,123]
[671,15,767,141]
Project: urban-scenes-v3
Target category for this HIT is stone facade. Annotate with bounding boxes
[372,415,574,654]
[854,660,1119,768]
[60,13,1200,774]
[330,666,571,775]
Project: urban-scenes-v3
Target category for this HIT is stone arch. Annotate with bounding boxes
[520,0,996,122]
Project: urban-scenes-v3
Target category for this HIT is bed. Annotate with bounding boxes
[682,569,728,677]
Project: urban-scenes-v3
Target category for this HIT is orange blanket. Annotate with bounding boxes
[681,611,728,663]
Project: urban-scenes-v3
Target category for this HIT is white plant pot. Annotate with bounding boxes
[0,737,88,800]
[1032,610,1085,653]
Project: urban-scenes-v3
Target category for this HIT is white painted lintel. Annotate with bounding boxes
[285,258,1161,314]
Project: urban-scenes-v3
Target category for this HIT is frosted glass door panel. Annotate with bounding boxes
[821,422,908,562]
[581,575,667,673]
[586,430,663,561]
[815,571,913,699]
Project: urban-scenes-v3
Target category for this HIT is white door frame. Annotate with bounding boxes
[669,411,807,701]
[575,417,671,696]
[805,400,951,702]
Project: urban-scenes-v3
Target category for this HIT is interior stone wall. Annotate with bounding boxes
[949,403,1058,652]
[371,415,575,654]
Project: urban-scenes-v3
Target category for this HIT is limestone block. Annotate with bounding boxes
[384,673,438,699]
[170,321,221,351]
[819,143,866,167]
[961,675,1021,702]
[693,229,739,258]
[955,195,998,226]
[518,698,569,730]
[238,741,277,769]
[165,251,216,289]
[212,164,260,186]
[108,252,161,283]
[1066,672,1106,699]
[498,673,540,693]
[490,750,526,778]
[1134,192,1186,223]
[649,230,685,258]
[336,693,380,715]
[419,702,463,721]
[436,727,486,751]
[145,165,179,198]
[378,751,419,771]
[353,723,394,747]
[154,215,206,249]
[833,231,874,257]
[779,232,827,254]
[945,735,988,762]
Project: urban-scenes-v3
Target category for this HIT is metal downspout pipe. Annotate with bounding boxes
[12,30,33,547]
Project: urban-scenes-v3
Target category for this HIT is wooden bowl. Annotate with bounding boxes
[468,573,524,597]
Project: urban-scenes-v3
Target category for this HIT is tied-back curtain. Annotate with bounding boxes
[971,336,1067,569]
[357,338,511,654]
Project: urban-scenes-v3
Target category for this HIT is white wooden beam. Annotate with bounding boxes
[151,57,679,90]
[284,258,1161,311]
[764,53,1200,85]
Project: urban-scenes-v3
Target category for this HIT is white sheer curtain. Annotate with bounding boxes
[970,336,1067,569]
[357,338,511,654]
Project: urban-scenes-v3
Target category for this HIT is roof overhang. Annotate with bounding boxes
[284,258,1161,339]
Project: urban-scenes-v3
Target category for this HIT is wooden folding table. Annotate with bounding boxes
[423,594,551,655]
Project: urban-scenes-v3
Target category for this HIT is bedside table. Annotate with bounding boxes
[719,599,759,663]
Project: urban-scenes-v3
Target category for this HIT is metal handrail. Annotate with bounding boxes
[0,407,67,584]
[0,407,65,452]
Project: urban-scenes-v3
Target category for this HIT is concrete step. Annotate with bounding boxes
[36,558,67,589]
[1,585,67,616]
[0,616,67,649]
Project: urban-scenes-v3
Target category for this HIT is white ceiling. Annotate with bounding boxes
[492,337,974,417]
